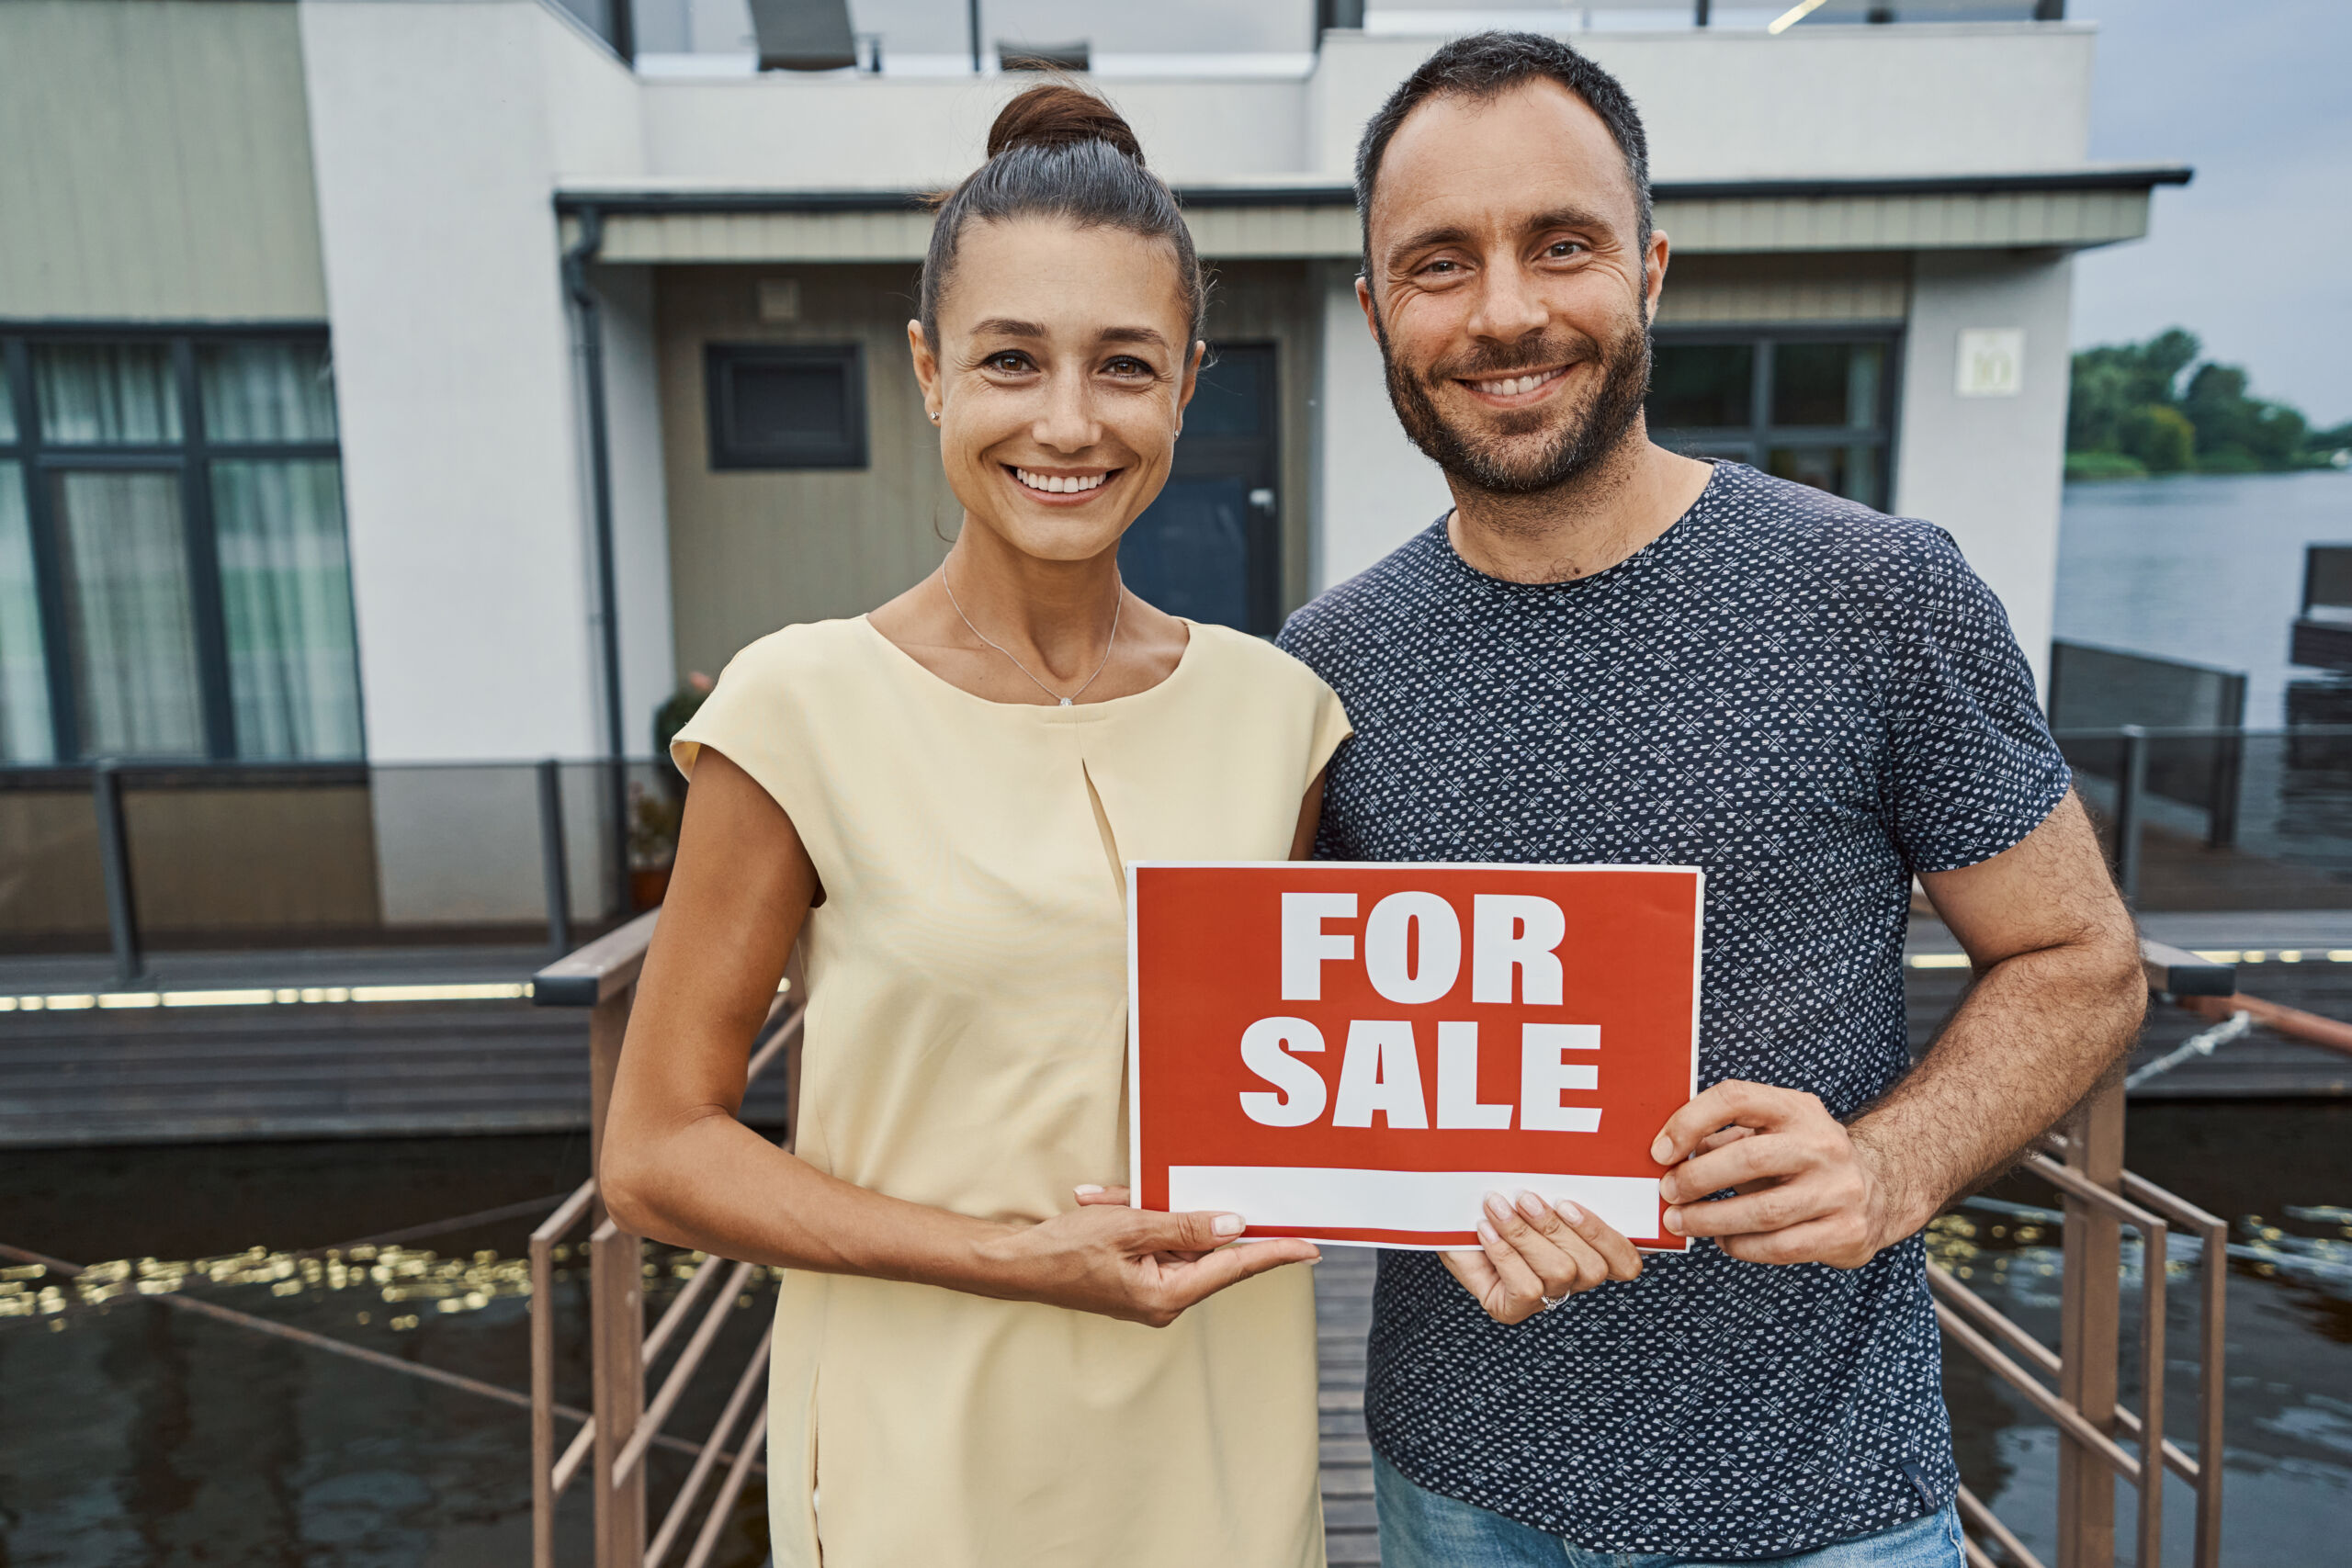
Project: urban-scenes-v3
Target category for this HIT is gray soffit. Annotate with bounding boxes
[555,165,2194,264]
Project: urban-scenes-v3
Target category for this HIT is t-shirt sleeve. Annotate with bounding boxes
[1306,681,1353,784]
[668,630,820,840]
[1879,526,2072,875]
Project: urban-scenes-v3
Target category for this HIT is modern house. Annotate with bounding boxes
[0,0,2187,931]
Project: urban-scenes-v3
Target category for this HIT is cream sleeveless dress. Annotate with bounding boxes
[671,615,1351,1568]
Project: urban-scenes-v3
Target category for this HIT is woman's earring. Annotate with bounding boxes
[928,409,940,423]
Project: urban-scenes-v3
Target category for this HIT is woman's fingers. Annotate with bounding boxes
[1553,1199,1645,1283]
[1072,1183,1131,1207]
[1448,1190,1643,1325]
[1440,1246,1500,1297]
[1146,1235,1318,1323]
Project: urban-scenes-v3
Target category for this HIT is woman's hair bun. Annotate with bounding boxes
[986,83,1146,165]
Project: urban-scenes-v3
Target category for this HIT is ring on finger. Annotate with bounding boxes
[1539,1289,1572,1311]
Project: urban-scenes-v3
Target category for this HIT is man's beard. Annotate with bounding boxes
[1378,306,1653,498]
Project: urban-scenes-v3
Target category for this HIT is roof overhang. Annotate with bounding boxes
[556,165,2191,265]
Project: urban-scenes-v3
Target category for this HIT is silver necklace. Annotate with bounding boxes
[941,562,1125,706]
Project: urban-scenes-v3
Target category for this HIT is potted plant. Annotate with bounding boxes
[631,672,714,907]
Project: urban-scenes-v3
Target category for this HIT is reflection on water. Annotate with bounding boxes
[1,1112,2344,1564]
[0,1136,775,1568]
[2056,470,2352,727]
[0,1237,779,1567]
[1937,1102,2351,1566]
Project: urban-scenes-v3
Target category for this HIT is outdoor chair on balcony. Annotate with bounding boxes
[749,0,855,72]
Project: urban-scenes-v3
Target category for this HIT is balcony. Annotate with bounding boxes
[542,0,2075,81]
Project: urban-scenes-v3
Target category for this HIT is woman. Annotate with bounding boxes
[600,86,1341,1567]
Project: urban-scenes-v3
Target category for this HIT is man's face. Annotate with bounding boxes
[1360,79,1667,497]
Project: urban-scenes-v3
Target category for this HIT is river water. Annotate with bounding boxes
[2055,470,2352,727]
[3,1110,2345,1566]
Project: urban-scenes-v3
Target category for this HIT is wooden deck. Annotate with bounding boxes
[1315,1245,1383,1566]
[0,946,790,1147]
[1906,917,2352,1099]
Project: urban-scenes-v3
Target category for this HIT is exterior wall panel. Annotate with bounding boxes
[657,264,956,682]
[0,0,327,321]
[656,260,1328,673]
[1894,249,2076,698]
[1655,253,1910,326]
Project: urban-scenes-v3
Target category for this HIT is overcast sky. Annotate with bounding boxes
[2069,0,2351,427]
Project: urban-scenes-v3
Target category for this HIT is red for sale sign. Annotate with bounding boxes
[1127,863,1703,1251]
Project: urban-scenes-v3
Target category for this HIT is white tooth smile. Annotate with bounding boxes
[1471,369,1564,397]
[1013,468,1110,495]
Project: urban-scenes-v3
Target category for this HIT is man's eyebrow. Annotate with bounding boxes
[1385,222,1476,264]
[1383,205,1625,266]
[1521,204,1621,238]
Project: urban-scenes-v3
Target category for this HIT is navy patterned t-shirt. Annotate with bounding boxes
[1276,462,2070,1559]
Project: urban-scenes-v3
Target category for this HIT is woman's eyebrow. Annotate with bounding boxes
[1099,326,1171,349]
[969,317,1047,339]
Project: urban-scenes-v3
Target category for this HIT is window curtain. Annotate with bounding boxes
[0,465,55,762]
[210,460,364,761]
[199,342,338,443]
[36,344,180,445]
[54,470,206,759]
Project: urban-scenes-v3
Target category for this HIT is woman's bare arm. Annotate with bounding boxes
[1290,765,1329,861]
[599,748,1316,1326]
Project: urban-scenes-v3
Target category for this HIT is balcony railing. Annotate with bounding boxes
[525,913,2223,1568]
[529,911,806,1568]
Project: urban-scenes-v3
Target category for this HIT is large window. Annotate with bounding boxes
[0,331,364,763]
[1645,330,1900,511]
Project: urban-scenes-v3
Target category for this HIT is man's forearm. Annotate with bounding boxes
[1849,932,2146,1237]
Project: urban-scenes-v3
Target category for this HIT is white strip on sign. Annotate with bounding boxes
[1168,1166,1663,1244]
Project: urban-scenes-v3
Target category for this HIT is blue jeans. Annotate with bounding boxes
[1374,1451,1966,1568]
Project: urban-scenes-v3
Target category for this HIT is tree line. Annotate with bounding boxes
[2066,328,2351,480]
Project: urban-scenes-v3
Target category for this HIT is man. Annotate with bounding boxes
[1276,32,2145,1567]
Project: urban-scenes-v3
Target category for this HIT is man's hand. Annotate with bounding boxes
[1442,1190,1643,1324]
[1652,1081,1925,1268]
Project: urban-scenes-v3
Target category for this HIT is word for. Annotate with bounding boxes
[1238,1017,1600,1132]
[1281,891,1566,1005]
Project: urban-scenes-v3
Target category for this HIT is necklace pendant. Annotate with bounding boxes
[1058,696,1073,707]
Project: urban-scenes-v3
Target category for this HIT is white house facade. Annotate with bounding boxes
[0,0,2187,787]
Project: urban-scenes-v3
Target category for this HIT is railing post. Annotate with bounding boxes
[2057,1075,2126,1568]
[92,760,145,987]
[2113,725,2148,903]
[587,981,644,1567]
[2206,727,2243,850]
[538,759,572,958]
[590,1215,647,1568]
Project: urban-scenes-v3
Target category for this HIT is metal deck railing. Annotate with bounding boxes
[523,918,2234,1567]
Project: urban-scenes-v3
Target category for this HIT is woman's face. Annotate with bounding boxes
[912,218,1201,564]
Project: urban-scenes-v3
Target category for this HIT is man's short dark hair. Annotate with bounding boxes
[1353,31,1653,273]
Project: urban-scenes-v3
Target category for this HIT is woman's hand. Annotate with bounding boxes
[983,1192,1317,1327]
[1442,1190,1642,1325]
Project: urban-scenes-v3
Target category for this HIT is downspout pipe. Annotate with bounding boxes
[561,205,634,920]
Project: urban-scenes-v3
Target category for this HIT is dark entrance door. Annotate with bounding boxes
[1119,344,1280,635]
